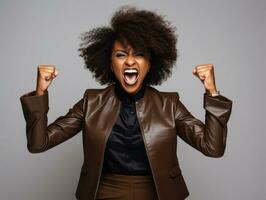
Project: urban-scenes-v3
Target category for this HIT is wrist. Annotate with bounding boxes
[206,87,217,93]
[206,90,220,97]
[35,89,46,96]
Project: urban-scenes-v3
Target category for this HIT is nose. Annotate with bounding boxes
[125,54,136,66]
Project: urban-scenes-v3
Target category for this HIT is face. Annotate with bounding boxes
[111,39,150,94]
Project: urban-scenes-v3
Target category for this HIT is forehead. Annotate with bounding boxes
[111,39,150,58]
[112,39,132,51]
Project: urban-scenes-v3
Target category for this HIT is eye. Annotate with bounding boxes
[135,52,144,57]
[116,53,126,58]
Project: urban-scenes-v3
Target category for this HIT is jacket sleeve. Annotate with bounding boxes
[20,89,87,153]
[174,92,233,157]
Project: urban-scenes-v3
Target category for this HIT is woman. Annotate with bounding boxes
[20,6,233,200]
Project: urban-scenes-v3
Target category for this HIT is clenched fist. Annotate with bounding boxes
[36,65,59,96]
[192,64,218,95]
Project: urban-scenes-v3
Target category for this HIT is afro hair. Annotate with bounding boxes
[78,5,178,85]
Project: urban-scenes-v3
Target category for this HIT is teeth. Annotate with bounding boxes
[124,68,138,74]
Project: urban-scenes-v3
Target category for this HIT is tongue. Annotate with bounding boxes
[124,74,138,85]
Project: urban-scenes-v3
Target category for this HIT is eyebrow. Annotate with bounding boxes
[114,50,128,53]
[114,49,144,54]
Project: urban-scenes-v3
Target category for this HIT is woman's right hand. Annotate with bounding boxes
[36,65,58,96]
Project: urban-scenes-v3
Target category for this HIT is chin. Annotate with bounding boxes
[120,80,141,94]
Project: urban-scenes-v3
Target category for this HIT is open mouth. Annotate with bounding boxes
[123,68,139,86]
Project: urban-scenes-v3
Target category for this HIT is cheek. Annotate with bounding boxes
[112,64,123,78]
[140,64,150,77]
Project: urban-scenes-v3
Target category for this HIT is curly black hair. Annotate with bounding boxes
[79,5,178,85]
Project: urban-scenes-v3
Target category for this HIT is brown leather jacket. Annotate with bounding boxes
[20,84,233,200]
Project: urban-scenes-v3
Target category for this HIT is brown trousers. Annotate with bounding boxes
[96,173,159,200]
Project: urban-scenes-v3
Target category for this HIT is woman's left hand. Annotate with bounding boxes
[192,64,218,94]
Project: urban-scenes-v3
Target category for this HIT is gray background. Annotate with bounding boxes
[1,0,265,199]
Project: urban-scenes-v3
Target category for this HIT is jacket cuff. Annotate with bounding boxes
[20,90,49,115]
[203,92,233,125]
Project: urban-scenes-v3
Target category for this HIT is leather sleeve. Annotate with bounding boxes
[174,92,233,157]
[20,90,87,153]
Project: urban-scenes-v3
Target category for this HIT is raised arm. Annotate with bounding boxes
[20,65,87,153]
[20,89,87,153]
[174,92,233,157]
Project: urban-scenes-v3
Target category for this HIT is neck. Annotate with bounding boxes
[114,82,146,103]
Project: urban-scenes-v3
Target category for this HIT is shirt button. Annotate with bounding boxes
[130,110,135,114]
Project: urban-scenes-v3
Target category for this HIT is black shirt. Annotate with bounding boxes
[102,82,152,175]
